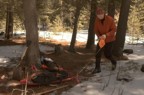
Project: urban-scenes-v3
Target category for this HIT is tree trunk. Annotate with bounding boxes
[108,0,115,18]
[68,0,82,52]
[23,0,40,68]
[5,3,13,39]
[85,0,97,49]
[113,0,131,57]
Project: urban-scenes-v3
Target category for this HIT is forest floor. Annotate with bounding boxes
[1,38,143,95]
[0,38,97,95]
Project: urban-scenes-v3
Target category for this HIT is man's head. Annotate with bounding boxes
[96,8,105,20]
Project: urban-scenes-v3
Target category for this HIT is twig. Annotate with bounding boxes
[77,62,91,75]
[24,72,28,95]
[33,85,69,95]
[77,48,102,76]
[27,89,36,95]
[11,89,24,95]
[76,62,92,83]
[11,72,36,95]
[11,89,36,95]
[16,47,28,67]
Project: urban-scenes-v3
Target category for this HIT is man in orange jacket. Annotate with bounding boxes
[92,8,117,74]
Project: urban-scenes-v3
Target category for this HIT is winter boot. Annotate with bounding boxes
[92,68,101,74]
[92,62,101,74]
[111,60,117,71]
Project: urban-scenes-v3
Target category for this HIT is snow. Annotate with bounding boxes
[61,44,144,95]
[0,45,54,66]
[0,31,144,95]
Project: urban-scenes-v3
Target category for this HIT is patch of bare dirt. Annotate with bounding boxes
[0,38,96,95]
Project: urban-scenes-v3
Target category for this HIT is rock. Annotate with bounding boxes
[123,49,133,54]
[117,72,134,82]
[141,64,144,72]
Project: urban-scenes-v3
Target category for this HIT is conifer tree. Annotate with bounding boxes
[128,0,144,43]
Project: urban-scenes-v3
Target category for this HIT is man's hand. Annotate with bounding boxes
[99,34,106,39]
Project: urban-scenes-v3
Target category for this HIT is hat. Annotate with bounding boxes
[96,8,104,15]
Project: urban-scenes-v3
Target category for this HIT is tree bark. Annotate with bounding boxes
[85,0,97,49]
[68,0,82,52]
[108,0,115,18]
[113,0,131,57]
[23,0,40,67]
[5,3,13,39]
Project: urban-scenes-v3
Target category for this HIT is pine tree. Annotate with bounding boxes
[128,0,144,43]
[139,0,144,33]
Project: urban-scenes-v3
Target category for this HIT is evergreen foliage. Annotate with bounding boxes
[0,0,134,34]
[128,0,144,42]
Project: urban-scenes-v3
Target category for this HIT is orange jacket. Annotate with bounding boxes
[94,15,116,43]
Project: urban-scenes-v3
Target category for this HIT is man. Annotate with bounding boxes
[92,8,117,74]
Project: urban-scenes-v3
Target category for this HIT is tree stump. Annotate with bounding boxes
[54,44,63,55]
[12,67,25,81]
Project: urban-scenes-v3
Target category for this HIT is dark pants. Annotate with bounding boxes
[95,41,116,69]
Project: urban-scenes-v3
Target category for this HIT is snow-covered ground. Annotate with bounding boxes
[1,30,144,44]
[0,30,144,95]
[0,45,54,67]
[38,30,90,43]
[0,45,54,58]
[61,44,144,95]
[13,30,144,44]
